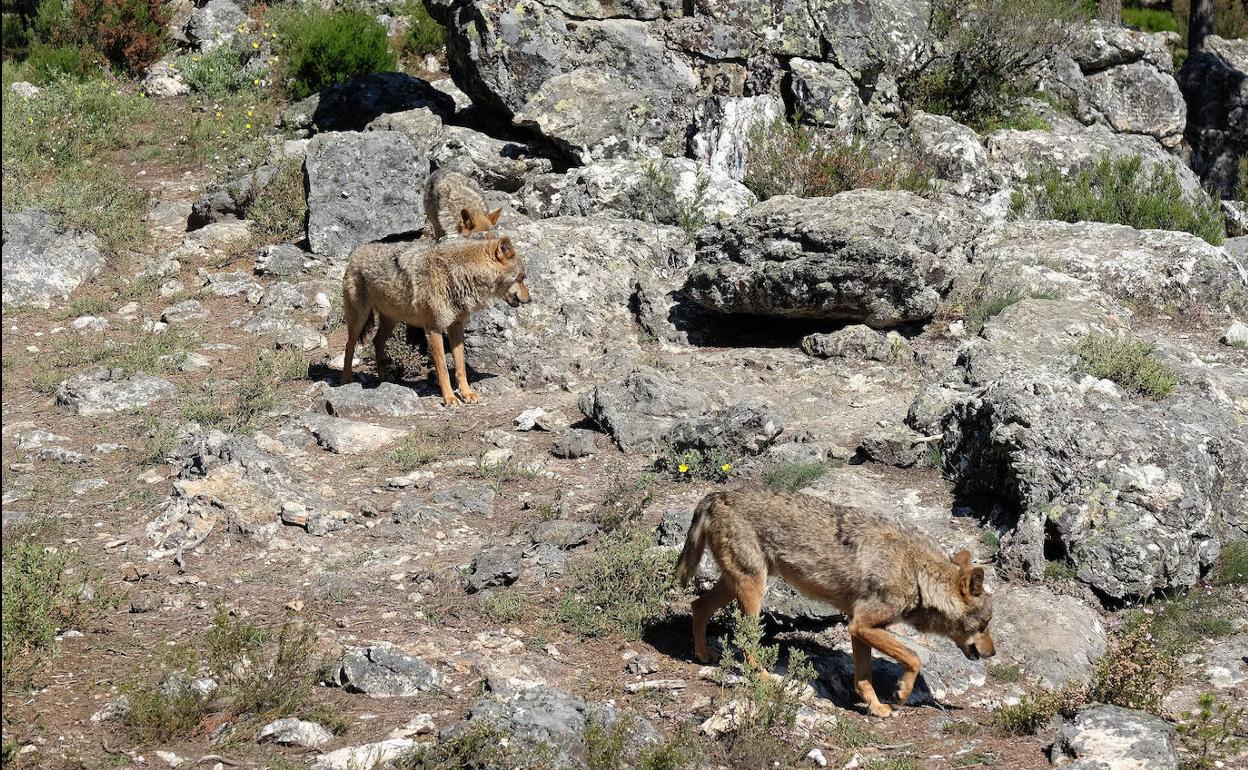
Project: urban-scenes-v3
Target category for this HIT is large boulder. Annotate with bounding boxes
[519,157,756,227]
[1178,35,1248,199]
[463,217,692,388]
[684,191,984,327]
[1045,22,1186,147]
[914,299,1248,600]
[185,0,246,51]
[990,586,1107,688]
[2,209,106,309]
[304,131,430,259]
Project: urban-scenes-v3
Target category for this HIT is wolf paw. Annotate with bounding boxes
[695,647,721,665]
[867,702,894,718]
[442,394,463,407]
[459,388,480,403]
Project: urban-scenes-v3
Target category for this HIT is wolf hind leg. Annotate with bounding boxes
[849,617,920,717]
[691,576,734,664]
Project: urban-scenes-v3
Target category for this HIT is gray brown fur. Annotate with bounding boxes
[423,169,501,240]
[339,235,531,406]
[677,487,995,717]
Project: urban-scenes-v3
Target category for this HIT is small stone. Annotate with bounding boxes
[155,750,184,767]
[480,447,513,468]
[257,717,334,748]
[807,747,828,767]
[551,429,598,459]
[1223,320,1248,347]
[71,315,109,332]
[161,299,208,324]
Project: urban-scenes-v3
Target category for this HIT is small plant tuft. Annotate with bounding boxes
[1176,693,1245,770]
[558,526,674,640]
[1074,334,1178,400]
[653,446,733,483]
[762,461,827,492]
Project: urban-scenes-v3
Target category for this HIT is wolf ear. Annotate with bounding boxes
[488,208,503,226]
[960,566,985,598]
[953,549,972,569]
[493,236,514,262]
[459,208,475,232]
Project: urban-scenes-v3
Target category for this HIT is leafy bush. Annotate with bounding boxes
[745,116,933,200]
[181,44,252,99]
[72,0,169,73]
[1088,623,1179,714]
[1122,6,1179,32]
[558,526,674,640]
[1010,155,1225,245]
[993,684,1083,735]
[279,8,395,99]
[402,1,445,58]
[2,12,32,59]
[1074,334,1178,399]
[902,0,1083,129]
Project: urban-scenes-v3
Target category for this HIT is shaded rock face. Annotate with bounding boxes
[1179,35,1248,199]
[281,72,456,135]
[446,684,659,769]
[914,299,1248,600]
[685,191,984,327]
[304,131,430,259]
[2,209,106,309]
[1050,705,1178,770]
[430,0,930,162]
[579,368,712,453]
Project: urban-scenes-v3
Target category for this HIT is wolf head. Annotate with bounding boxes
[948,549,995,661]
[488,236,532,308]
[457,207,503,238]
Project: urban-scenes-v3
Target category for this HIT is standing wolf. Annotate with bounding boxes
[339,235,531,406]
[423,169,502,240]
[676,488,995,717]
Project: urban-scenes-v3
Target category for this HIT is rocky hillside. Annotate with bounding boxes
[2,0,1247,769]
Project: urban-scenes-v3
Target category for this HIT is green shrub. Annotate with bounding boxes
[279,8,395,99]
[396,725,557,769]
[241,156,307,243]
[762,462,827,492]
[402,1,445,58]
[1010,155,1225,245]
[2,542,111,687]
[558,526,674,640]
[2,13,32,60]
[902,0,1083,129]
[1073,334,1179,400]
[1122,6,1179,32]
[993,684,1083,735]
[181,44,251,99]
[1123,589,1237,653]
[1212,540,1248,586]
[25,42,101,82]
[745,116,933,200]
[593,473,654,532]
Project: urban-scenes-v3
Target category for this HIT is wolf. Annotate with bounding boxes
[339,235,531,406]
[423,169,502,240]
[676,487,995,717]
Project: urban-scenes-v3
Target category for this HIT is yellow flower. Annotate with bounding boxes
[215,110,223,118]
[720,463,731,472]
[192,55,200,62]
[252,41,259,49]
[247,109,253,116]
[253,78,261,85]
[677,464,689,474]
[245,122,252,129]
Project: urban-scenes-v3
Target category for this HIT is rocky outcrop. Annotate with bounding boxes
[685,191,984,327]
[912,299,1248,600]
[2,209,106,308]
[1045,22,1186,147]
[579,369,712,453]
[57,369,176,416]
[1179,35,1248,199]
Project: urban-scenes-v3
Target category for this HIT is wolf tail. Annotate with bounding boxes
[675,494,718,586]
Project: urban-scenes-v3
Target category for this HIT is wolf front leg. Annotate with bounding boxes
[447,319,479,403]
[848,618,921,717]
[425,329,461,407]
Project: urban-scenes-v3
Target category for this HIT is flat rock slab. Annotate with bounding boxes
[311,738,417,770]
[301,414,409,455]
[57,370,176,416]
[332,643,442,697]
[990,585,1107,688]
[1050,705,1178,770]
[324,382,425,418]
[2,208,106,308]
